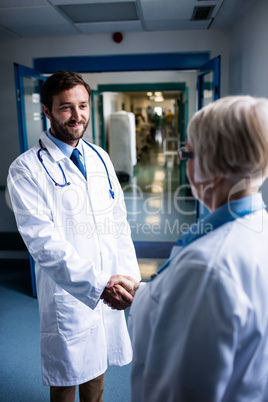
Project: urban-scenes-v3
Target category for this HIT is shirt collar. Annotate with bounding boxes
[148,193,266,283]
[47,130,84,159]
[180,193,266,248]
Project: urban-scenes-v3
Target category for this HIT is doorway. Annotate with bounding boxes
[77,72,198,254]
[16,53,220,259]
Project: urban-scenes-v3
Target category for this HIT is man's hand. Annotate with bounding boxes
[107,275,140,295]
[101,275,140,310]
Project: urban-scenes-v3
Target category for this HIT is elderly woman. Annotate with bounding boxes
[128,96,268,402]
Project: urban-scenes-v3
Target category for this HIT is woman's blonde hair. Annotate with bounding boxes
[187,96,268,182]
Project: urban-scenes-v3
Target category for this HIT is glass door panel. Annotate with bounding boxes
[202,71,214,106]
[23,76,45,149]
[91,91,105,148]
[14,63,47,153]
[197,56,221,110]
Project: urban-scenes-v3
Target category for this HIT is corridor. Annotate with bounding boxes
[122,132,196,280]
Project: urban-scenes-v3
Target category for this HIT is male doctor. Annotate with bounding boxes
[8,71,140,402]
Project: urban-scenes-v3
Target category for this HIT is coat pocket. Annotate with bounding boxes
[54,294,98,341]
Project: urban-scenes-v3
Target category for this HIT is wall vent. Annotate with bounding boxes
[191,6,215,20]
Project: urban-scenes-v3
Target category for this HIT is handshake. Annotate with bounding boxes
[101,275,140,310]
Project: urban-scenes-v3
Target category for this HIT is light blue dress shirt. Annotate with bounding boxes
[47,130,86,171]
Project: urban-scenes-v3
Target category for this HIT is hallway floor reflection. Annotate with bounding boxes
[122,136,196,243]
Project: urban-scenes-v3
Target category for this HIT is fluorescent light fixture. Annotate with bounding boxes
[154,96,164,102]
[58,2,138,24]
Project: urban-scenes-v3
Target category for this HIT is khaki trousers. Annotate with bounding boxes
[50,373,105,402]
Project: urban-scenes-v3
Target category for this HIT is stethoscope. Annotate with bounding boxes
[37,139,115,199]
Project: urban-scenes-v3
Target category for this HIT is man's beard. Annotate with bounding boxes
[49,113,89,144]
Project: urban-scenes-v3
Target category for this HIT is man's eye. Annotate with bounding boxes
[80,104,88,109]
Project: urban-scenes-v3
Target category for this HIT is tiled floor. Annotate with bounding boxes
[122,132,196,279]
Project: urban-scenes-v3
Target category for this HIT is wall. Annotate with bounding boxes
[229,0,268,97]
[228,0,268,203]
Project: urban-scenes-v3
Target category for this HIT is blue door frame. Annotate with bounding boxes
[34,52,210,73]
[97,82,187,149]
[32,52,211,151]
[14,63,48,298]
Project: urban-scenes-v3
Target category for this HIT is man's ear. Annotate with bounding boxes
[42,104,50,120]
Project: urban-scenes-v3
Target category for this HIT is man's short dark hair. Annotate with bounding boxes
[41,71,92,112]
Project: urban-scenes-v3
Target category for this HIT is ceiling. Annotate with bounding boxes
[0,0,255,40]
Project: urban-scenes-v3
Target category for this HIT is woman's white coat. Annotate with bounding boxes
[129,207,268,401]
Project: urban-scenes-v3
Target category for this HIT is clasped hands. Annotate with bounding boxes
[101,275,140,310]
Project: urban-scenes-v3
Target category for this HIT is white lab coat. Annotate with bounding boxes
[8,132,140,386]
[128,208,268,402]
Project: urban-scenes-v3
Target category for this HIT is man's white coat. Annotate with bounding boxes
[8,132,140,386]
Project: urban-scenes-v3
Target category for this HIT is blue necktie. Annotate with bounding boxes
[70,148,86,179]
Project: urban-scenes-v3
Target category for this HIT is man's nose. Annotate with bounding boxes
[71,107,81,120]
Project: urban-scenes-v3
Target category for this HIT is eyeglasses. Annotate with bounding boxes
[178,146,194,161]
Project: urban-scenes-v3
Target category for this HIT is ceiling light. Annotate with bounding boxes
[58,2,138,24]
[154,96,164,102]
